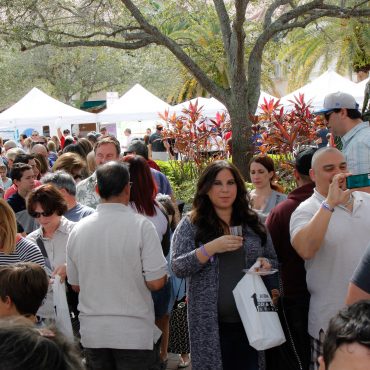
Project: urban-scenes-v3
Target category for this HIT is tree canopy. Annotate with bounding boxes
[0,0,369,176]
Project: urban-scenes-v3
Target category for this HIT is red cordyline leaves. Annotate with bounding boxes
[256,93,321,155]
[158,99,229,169]
[255,93,326,192]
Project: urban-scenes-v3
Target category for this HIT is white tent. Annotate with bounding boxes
[98,84,170,122]
[0,87,97,129]
[356,77,370,108]
[171,97,225,117]
[172,92,278,116]
[280,71,364,110]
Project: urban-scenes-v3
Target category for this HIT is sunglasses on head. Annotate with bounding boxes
[30,210,54,218]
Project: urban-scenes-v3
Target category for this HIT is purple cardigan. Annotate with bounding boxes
[171,216,278,370]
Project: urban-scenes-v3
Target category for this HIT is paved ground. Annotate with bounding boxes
[166,353,191,370]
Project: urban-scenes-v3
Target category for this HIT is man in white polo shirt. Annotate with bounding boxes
[67,161,168,370]
[290,147,370,370]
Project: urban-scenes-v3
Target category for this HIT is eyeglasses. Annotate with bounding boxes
[324,111,335,122]
[29,210,54,218]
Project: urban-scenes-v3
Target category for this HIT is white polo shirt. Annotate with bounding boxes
[290,189,370,339]
[66,203,167,350]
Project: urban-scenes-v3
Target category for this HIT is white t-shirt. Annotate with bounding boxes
[290,189,370,339]
[130,203,167,242]
[67,203,167,349]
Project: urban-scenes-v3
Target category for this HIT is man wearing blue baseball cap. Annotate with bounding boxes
[314,92,370,175]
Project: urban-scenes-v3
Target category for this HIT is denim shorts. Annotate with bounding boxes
[152,279,172,319]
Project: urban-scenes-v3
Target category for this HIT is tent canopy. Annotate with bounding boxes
[0,87,97,129]
[98,84,170,122]
[171,97,224,117]
[172,92,278,117]
[356,77,369,95]
[280,71,364,110]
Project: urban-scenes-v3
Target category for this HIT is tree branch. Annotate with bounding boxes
[228,0,248,93]
[213,0,232,52]
[249,0,370,103]
[15,37,155,51]
[263,0,292,29]
[119,0,228,102]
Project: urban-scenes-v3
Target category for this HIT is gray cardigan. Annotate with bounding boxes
[171,216,278,370]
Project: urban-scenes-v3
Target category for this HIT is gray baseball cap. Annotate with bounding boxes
[314,92,359,115]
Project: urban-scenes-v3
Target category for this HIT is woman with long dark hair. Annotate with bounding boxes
[249,155,286,222]
[171,160,278,370]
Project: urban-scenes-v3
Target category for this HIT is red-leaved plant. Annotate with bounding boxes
[158,99,229,181]
[254,94,325,191]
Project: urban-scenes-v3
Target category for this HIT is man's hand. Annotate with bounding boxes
[326,173,353,208]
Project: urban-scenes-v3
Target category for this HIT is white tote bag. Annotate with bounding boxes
[233,272,286,350]
[53,276,74,341]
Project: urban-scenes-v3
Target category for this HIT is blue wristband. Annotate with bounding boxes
[321,201,334,212]
[199,243,214,263]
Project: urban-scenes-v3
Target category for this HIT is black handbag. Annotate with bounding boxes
[168,279,190,354]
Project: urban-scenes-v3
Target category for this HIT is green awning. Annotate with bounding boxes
[80,100,106,112]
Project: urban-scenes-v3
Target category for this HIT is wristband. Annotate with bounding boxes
[199,243,214,263]
[321,201,334,212]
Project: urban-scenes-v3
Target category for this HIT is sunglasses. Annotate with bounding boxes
[324,111,335,122]
[29,210,54,218]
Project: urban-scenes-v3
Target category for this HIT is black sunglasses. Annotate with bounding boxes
[30,210,54,218]
[324,111,335,122]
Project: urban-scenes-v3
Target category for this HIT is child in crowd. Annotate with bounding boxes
[0,160,12,191]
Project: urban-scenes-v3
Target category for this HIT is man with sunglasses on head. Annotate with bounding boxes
[314,92,370,176]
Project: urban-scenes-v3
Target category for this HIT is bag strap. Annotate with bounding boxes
[175,278,185,301]
[156,202,171,257]
[35,235,53,275]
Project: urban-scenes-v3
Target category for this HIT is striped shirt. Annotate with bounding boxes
[0,237,45,267]
[342,121,370,175]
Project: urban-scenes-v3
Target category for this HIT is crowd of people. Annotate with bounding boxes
[0,91,369,370]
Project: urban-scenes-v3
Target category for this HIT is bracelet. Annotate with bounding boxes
[321,201,334,212]
[199,243,214,263]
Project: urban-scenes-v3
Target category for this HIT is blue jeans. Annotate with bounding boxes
[219,322,259,370]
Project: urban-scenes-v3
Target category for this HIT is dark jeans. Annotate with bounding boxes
[85,340,161,370]
[219,322,259,370]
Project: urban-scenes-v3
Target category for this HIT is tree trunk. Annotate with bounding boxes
[227,97,254,181]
